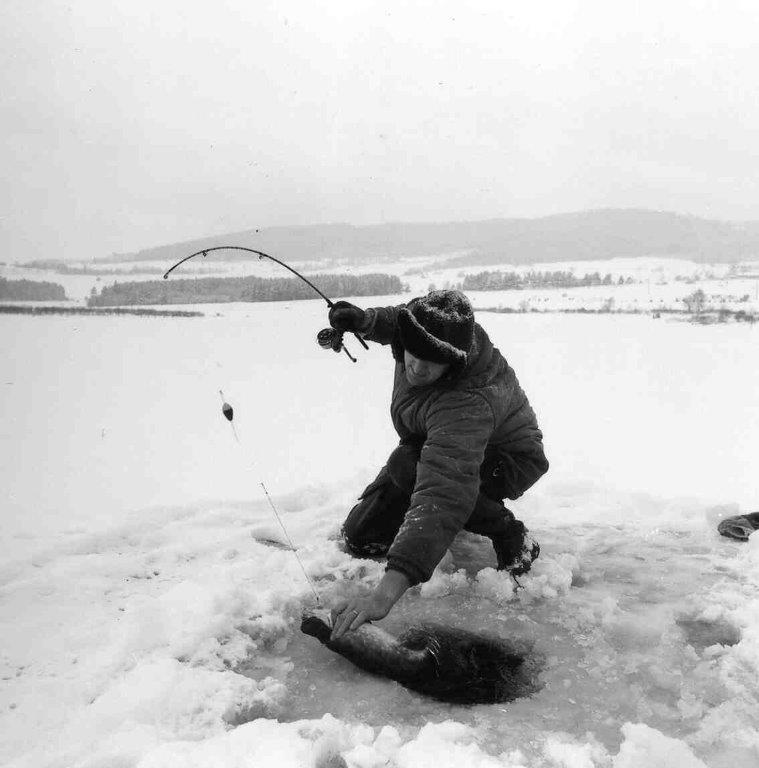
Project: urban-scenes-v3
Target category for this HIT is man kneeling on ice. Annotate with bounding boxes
[327,289,549,639]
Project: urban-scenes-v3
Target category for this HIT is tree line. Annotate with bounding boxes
[0,277,67,301]
[0,305,201,317]
[87,273,405,306]
[461,270,631,291]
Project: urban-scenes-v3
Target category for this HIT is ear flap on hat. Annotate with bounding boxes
[398,306,469,366]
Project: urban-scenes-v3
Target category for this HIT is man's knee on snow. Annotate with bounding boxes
[341,529,392,558]
[340,474,410,559]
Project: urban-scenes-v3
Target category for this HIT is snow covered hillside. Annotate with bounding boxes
[1,299,758,767]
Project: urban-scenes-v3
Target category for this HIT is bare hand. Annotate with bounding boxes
[329,570,412,640]
[330,591,392,641]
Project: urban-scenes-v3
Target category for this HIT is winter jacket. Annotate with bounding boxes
[362,303,549,584]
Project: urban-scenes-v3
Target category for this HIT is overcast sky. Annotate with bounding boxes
[2,0,759,261]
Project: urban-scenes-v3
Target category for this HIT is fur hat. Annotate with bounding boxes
[398,290,475,366]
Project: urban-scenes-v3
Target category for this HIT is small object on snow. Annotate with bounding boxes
[253,535,295,551]
[300,611,540,704]
[717,511,759,541]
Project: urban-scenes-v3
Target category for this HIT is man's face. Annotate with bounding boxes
[403,350,450,387]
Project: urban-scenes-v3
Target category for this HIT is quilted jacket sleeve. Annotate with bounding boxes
[360,304,404,346]
[386,390,494,584]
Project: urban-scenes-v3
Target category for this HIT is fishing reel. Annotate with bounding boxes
[317,327,357,362]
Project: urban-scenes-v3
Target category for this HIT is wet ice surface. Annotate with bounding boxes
[239,524,747,763]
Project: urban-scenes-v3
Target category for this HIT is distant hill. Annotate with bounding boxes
[94,209,759,267]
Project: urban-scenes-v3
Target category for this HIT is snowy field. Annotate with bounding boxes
[1,296,759,767]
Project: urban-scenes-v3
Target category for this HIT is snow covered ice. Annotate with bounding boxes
[1,296,758,767]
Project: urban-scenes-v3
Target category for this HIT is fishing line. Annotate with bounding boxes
[218,390,321,605]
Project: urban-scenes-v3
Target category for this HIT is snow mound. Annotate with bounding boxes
[613,723,708,767]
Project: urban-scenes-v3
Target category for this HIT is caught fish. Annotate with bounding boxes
[300,611,540,704]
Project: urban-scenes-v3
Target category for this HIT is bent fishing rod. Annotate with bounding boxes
[163,246,369,362]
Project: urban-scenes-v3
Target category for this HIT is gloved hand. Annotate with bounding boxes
[328,301,367,333]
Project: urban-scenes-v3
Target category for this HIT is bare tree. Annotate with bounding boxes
[682,288,707,314]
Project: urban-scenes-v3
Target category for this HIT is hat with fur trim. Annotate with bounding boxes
[398,290,475,366]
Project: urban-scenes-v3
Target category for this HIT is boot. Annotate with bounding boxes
[717,510,759,541]
[489,520,540,576]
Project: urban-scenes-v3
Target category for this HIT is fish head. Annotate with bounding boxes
[300,610,333,644]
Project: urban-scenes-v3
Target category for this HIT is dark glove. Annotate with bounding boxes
[328,301,367,333]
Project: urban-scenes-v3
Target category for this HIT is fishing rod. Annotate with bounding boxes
[163,246,369,363]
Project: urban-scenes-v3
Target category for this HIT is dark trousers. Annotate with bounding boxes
[342,442,526,558]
